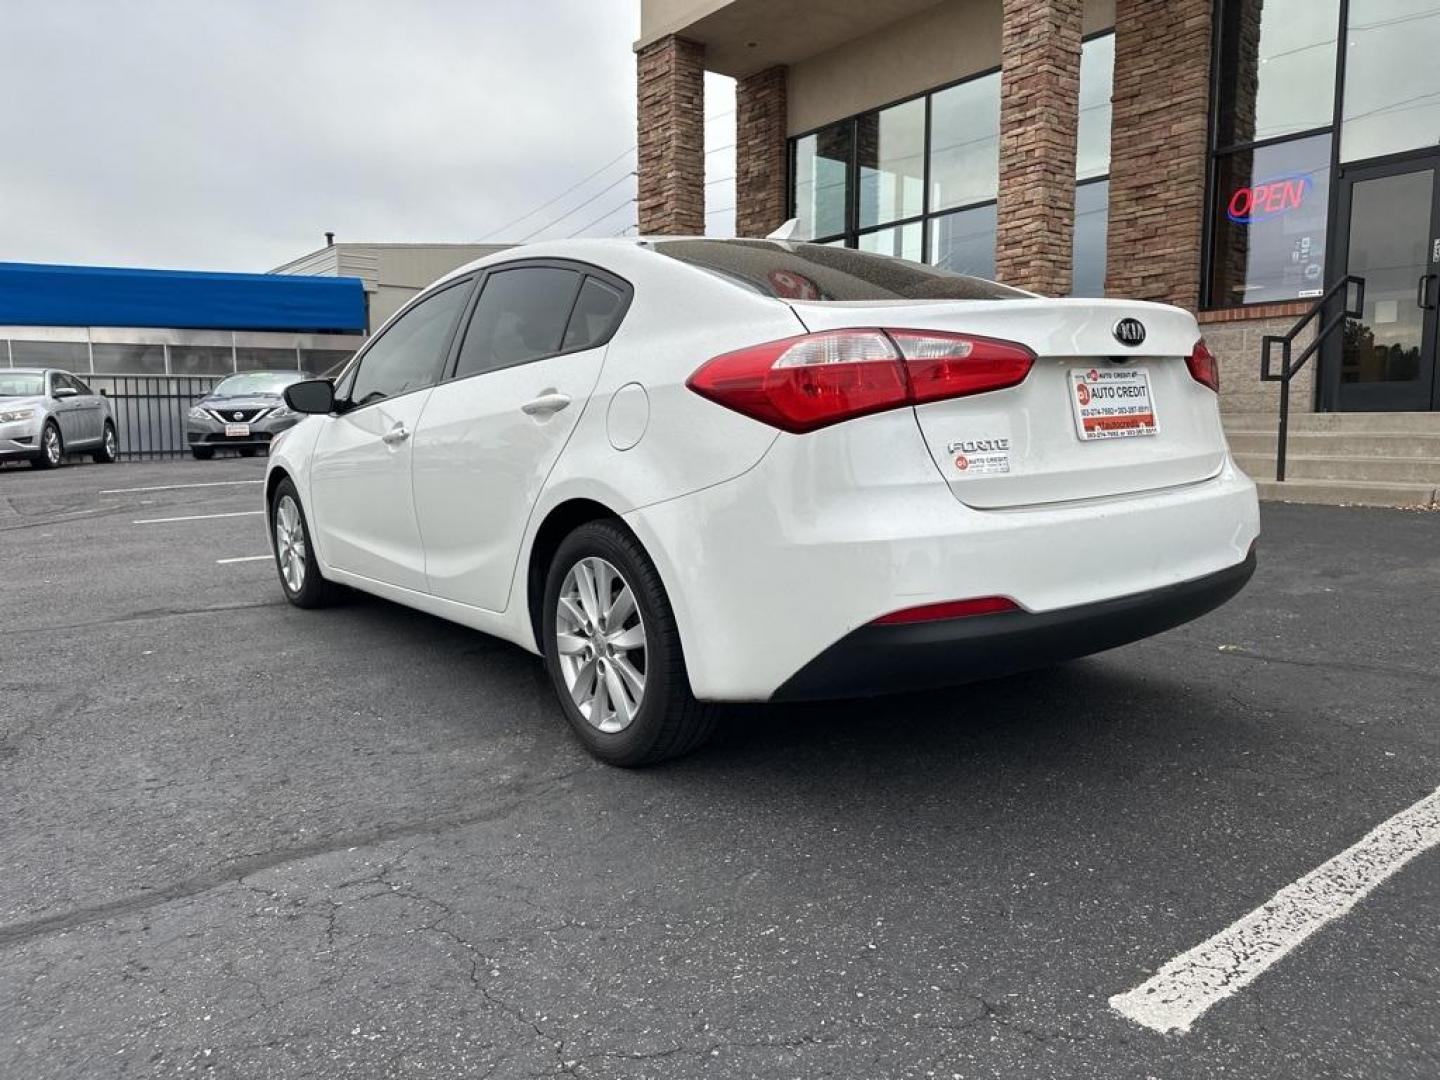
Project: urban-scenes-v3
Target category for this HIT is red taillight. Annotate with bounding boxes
[871,596,1020,626]
[686,328,1035,434]
[1187,338,1220,392]
[889,330,1035,404]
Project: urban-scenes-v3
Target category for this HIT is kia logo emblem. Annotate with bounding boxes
[1113,318,1146,347]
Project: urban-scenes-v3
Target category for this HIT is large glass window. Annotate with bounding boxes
[1072,180,1110,297]
[928,204,998,279]
[1209,134,1332,306]
[170,346,234,376]
[1215,0,1340,148]
[789,32,1111,294]
[1076,34,1114,180]
[10,340,88,371]
[792,122,852,241]
[91,343,165,375]
[1341,0,1440,162]
[857,98,926,229]
[929,74,1001,213]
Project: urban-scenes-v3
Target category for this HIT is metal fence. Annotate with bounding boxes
[89,374,224,460]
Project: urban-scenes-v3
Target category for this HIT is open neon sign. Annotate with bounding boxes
[1227,174,1311,224]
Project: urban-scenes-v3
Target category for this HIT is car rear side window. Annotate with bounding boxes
[561,277,627,352]
[347,279,472,408]
[650,239,1029,302]
[453,267,582,380]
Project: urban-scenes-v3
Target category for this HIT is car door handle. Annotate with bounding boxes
[381,423,410,445]
[521,392,571,416]
[1419,273,1438,310]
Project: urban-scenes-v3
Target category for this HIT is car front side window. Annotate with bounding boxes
[345,279,473,409]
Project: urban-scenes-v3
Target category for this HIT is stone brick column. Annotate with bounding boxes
[735,66,788,238]
[1105,0,1213,309]
[995,0,1083,295]
[637,35,705,236]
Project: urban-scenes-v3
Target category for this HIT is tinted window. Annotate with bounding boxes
[453,267,581,379]
[654,239,1025,301]
[561,278,627,352]
[64,374,94,395]
[349,280,471,407]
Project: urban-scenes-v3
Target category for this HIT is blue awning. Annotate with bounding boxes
[0,261,366,333]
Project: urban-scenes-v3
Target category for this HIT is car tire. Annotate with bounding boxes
[270,478,335,609]
[238,447,259,458]
[191,447,215,461]
[92,422,118,463]
[542,520,717,767]
[31,422,62,469]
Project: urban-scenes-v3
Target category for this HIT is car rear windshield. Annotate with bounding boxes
[210,371,307,397]
[650,239,1029,302]
[0,373,45,397]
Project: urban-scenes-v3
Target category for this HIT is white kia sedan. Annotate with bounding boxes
[266,239,1259,766]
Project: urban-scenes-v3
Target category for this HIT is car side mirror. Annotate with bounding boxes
[284,379,335,415]
[53,386,78,398]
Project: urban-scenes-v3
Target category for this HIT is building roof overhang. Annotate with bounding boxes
[636,0,953,77]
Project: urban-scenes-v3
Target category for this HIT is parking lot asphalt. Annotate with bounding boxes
[1,456,1437,1079]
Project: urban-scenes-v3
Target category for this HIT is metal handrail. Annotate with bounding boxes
[1259,275,1365,482]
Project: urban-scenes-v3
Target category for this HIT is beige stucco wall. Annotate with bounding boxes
[787,0,1114,134]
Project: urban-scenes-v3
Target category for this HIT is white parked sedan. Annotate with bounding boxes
[266,239,1259,766]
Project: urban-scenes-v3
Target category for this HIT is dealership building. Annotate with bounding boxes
[634,0,1440,505]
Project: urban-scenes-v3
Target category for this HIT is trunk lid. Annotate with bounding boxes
[788,298,1226,509]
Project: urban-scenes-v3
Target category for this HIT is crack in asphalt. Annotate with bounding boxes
[0,764,595,949]
[4,599,287,637]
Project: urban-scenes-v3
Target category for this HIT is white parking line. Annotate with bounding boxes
[101,480,263,495]
[133,510,264,525]
[1110,785,1440,1034]
[216,554,271,564]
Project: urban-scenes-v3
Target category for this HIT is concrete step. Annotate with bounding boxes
[1253,477,1438,509]
[1226,430,1440,458]
[1235,451,1440,485]
[1224,410,1440,435]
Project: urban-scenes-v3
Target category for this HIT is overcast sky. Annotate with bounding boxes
[1,1,736,272]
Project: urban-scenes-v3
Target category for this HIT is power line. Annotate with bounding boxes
[569,197,638,238]
[517,170,637,243]
[478,146,634,240]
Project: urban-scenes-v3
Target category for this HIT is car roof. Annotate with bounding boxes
[7,368,55,376]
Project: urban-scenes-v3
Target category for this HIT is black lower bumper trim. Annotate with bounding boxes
[771,551,1257,702]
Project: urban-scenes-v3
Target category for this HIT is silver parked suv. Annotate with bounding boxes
[0,368,118,469]
[186,370,311,460]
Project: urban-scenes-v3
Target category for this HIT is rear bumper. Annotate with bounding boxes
[624,410,1261,701]
[773,550,1256,701]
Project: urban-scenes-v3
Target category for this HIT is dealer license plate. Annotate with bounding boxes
[225,423,250,438]
[1068,367,1158,441]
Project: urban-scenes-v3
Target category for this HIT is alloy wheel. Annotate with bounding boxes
[274,494,307,594]
[44,426,61,465]
[103,427,116,457]
[555,556,647,733]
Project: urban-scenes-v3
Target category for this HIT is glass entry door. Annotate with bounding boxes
[1326,157,1440,411]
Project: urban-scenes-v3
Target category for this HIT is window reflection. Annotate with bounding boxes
[929,74,1001,213]
[1077,35,1114,180]
[857,99,926,229]
[1341,0,1440,162]
[1216,0,1340,147]
[793,123,852,240]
